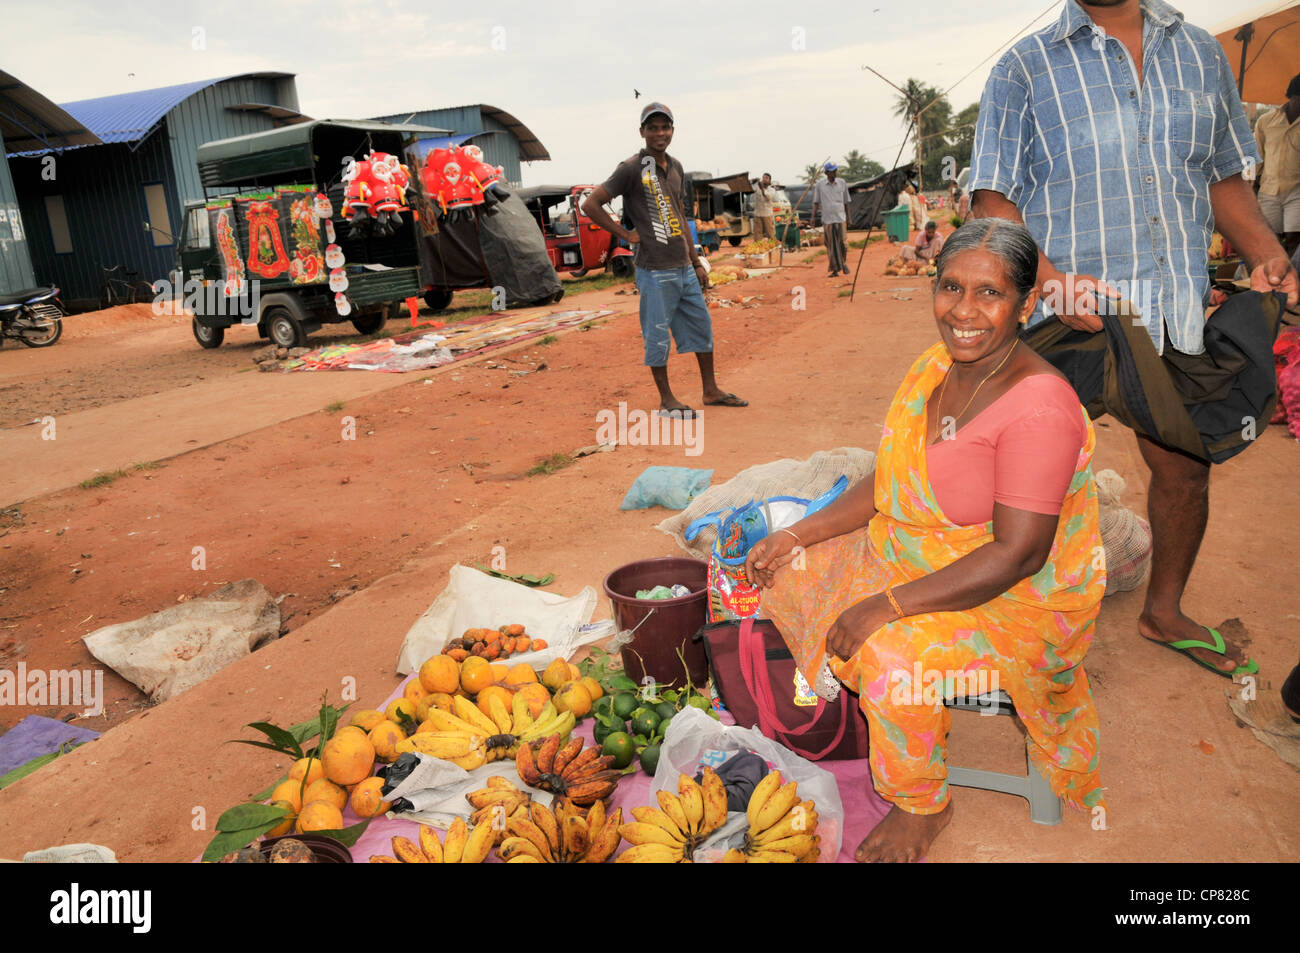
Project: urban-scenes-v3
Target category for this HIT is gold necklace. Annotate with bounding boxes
[937,338,1019,424]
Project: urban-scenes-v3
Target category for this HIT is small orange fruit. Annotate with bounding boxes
[335,725,368,740]
[476,685,515,720]
[460,656,493,695]
[303,778,348,812]
[567,663,582,682]
[420,654,461,694]
[517,683,552,718]
[266,799,296,837]
[531,639,548,651]
[490,663,509,683]
[554,681,593,718]
[321,732,376,786]
[288,756,324,787]
[505,663,538,686]
[348,709,387,733]
[369,720,406,762]
[349,777,392,818]
[271,779,306,813]
[542,658,571,692]
[296,800,343,833]
[579,676,604,702]
[385,698,417,725]
[403,680,431,705]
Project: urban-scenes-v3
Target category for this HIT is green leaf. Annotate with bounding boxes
[0,741,88,790]
[217,802,291,833]
[227,739,303,757]
[244,721,305,760]
[306,816,371,848]
[201,828,264,863]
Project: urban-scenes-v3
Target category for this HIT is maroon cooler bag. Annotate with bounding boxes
[695,616,869,761]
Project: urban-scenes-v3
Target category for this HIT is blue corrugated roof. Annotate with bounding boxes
[34,72,293,151]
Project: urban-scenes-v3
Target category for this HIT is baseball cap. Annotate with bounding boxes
[824,162,838,171]
[640,102,674,126]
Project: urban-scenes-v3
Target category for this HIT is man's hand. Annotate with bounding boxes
[1248,255,1300,307]
[625,228,641,245]
[825,594,897,662]
[744,532,799,589]
[1039,264,1117,333]
[694,262,710,290]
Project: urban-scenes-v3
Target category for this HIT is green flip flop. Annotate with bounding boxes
[1149,626,1259,680]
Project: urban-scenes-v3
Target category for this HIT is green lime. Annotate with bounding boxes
[601,732,635,769]
[639,743,661,775]
[631,709,661,737]
[654,701,677,723]
[686,694,712,712]
[612,692,639,720]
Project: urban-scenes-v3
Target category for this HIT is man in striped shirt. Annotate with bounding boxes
[970,0,1297,678]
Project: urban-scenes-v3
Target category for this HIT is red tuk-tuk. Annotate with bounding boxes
[518,185,634,277]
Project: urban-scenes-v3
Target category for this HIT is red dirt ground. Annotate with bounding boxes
[0,235,1296,862]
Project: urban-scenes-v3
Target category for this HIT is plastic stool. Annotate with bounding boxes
[944,690,1062,826]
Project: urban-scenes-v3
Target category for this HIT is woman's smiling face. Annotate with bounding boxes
[932,247,1038,363]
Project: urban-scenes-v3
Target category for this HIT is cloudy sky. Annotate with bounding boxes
[3,0,1256,187]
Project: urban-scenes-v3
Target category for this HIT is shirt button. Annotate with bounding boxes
[1145,175,1154,183]
[1151,216,1159,224]
[1129,90,1136,99]
[1139,134,1148,143]
[1157,256,1165,264]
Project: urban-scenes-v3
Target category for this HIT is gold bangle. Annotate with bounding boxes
[885,585,906,619]
[778,528,801,546]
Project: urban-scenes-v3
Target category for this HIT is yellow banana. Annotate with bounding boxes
[511,693,534,732]
[391,835,426,863]
[486,776,517,792]
[460,817,494,863]
[562,815,590,860]
[751,807,818,846]
[753,833,817,858]
[582,807,622,863]
[630,807,687,842]
[466,788,520,809]
[499,835,545,863]
[746,771,783,829]
[747,848,799,863]
[442,817,468,864]
[751,781,801,836]
[422,709,485,735]
[530,802,561,856]
[586,799,607,842]
[487,694,513,734]
[507,815,553,861]
[418,824,443,863]
[369,855,400,863]
[678,774,704,836]
[616,842,682,863]
[507,854,541,863]
[451,747,488,771]
[700,767,729,835]
[656,790,692,837]
[620,822,686,848]
[452,696,499,736]
[395,731,481,760]
[722,848,747,863]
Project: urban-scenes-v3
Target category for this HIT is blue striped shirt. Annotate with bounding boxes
[970,0,1258,355]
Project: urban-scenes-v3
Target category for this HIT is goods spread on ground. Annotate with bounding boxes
[883,256,936,277]
[741,238,781,256]
[202,620,830,863]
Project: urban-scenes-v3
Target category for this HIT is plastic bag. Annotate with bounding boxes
[620,466,713,511]
[685,475,848,621]
[652,707,843,862]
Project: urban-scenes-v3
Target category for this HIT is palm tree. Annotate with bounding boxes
[803,162,824,184]
[841,150,885,181]
[892,79,951,188]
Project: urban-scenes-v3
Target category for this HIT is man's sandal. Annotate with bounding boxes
[1145,625,1259,680]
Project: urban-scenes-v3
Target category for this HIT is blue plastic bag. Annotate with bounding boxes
[620,466,714,511]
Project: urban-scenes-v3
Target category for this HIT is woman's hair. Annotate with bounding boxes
[934,217,1039,304]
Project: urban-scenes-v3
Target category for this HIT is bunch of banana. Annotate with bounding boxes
[616,767,729,863]
[465,776,532,845]
[412,694,574,766]
[394,730,487,771]
[370,816,494,864]
[516,734,622,806]
[736,770,820,863]
[498,797,623,863]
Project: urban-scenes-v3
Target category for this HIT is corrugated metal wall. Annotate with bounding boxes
[373,106,523,186]
[166,76,297,208]
[11,128,181,305]
[0,132,38,295]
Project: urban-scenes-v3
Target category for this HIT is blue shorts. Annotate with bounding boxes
[635,264,714,366]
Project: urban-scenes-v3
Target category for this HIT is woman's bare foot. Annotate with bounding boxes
[1138,611,1249,676]
[856,801,953,863]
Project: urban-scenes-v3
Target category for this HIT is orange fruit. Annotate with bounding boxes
[476,685,515,720]
[460,656,493,695]
[505,663,538,686]
[490,663,509,683]
[541,658,571,692]
[349,777,392,818]
[517,683,552,718]
[321,732,376,786]
[554,681,593,718]
[579,677,604,702]
[288,756,324,787]
[403,679,431,705]
[296,800,343,833]
[369,721,406,762]
[335,725,368,740]
[303,778,348,812]
[266,799,296,837]
[531,639,549,651]
[348,709,387,733]
[271,778,306,813]
[419,654,461,695]
[385,698,417,725]
[567,663,582,682]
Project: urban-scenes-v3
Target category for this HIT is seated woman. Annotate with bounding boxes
[745,218,1105,862]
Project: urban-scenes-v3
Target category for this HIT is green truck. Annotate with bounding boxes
[173,119,444,349]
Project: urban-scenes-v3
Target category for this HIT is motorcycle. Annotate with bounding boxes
[0,286,65,348]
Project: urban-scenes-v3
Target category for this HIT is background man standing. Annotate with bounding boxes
[813,162,850,277]
[751,172,776,241]
[1255,73,1300,256]
[970,0,1298,678]
[582,102,747,417]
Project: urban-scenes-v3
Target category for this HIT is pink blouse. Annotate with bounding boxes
[926,374,1087,526]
